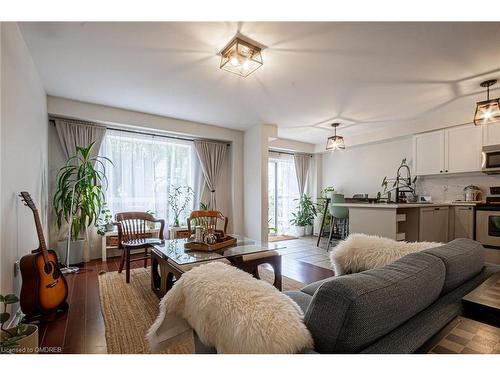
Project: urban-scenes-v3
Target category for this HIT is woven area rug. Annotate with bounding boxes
[98,266,304,354]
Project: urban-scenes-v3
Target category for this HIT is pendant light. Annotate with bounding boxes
[326,123,345,151]
[474,79,500,126]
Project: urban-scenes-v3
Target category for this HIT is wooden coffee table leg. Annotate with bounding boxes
[271,255,282,291]
[229,255,283,291]
[151,251,184,299]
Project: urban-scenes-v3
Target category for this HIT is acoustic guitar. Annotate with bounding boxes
[19,192,68,317]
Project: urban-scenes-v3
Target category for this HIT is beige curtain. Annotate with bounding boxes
[54,118,107,261]
[293,153,311,196]
[193,140,228,210]
[54,119,106,163]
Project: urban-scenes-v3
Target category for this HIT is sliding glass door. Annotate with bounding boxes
[268,153,299,236]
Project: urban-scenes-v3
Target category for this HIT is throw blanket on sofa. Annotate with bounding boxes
[146,262,313,354]
[330,233,441,275]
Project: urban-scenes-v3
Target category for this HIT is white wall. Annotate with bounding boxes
[47,96,244,237]
[1,23,48,296]
[243,125,268,243]
[322,136,413,197]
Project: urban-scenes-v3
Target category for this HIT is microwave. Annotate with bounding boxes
[482,144,500,174]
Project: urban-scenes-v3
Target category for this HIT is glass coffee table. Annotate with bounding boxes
[150,235,286,298]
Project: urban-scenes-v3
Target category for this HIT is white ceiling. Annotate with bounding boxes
[19,22,500,145]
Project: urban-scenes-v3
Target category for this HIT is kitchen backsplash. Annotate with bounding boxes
[416,172,500,202]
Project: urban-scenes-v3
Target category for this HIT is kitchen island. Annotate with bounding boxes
[331,202,476,242]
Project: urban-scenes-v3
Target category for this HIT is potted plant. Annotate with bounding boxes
[290,195,317,237]
[0,294,38,354]
[167,186,194,227]
[53,142,112,265]
[379,158,417,203]
[96,204,114,236]
[302,195,318,235]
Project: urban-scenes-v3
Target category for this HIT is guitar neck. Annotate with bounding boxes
[32,208,49,259]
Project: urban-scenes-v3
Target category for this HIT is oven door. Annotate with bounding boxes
[476,210,500,248]
[482,148,500,174]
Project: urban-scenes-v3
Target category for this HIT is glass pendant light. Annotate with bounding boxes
[474,79,500,126]
[326,123,345,151]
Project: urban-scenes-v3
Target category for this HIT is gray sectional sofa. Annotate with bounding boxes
[285,238,500,353]
[193,238,500,353]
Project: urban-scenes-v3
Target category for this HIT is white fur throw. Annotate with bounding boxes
[146,262,313,354]
[330,233,441,275]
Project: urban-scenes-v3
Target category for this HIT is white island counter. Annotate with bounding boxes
[330,201,477,242]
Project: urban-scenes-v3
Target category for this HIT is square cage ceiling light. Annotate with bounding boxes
[474,79,500,126]
[220,37,263,77]
[325,123,346,152]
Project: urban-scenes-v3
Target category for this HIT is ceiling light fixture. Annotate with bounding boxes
[474,79,500,126]
[220,37,263,77]
[326,123,345,151]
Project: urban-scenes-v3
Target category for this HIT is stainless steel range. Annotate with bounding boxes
[476,186,500,249]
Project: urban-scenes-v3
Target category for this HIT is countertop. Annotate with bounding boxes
[330,201,479,209]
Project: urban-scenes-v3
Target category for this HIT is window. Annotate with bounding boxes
[99,130,195,227]
[268,152,300,235]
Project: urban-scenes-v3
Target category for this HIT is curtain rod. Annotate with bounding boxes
[49,116,231,146]
[269,149,313,157]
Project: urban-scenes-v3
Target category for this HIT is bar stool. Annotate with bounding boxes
[327,193,349,251]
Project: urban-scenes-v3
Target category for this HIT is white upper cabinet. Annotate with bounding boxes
[413,130,445,175]
[445,124,482,173]
[482,122,500,146]
[414,124,483,175]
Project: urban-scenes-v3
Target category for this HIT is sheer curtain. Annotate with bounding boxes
[99,130,196,234]
[269,152,300,235]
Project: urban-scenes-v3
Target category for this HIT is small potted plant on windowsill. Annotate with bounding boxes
[168,186,194,227]
[96,204,114,236]
[0,294,38,354]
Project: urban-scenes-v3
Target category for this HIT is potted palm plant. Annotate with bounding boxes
[0,294,38,354]
[53,142,112,265]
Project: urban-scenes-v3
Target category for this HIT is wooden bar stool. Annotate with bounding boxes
[115,212,165,283]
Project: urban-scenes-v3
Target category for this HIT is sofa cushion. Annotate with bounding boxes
[304,252,445,353]
[284,291,313,313]
[301,276,336,296]
[423,238,485,294]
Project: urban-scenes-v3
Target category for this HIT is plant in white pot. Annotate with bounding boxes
[290,195,317,237]
[53,142,112,267]
[0,294,38,354]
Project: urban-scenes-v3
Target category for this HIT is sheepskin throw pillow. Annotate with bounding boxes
[330,233,441,275]
[147,262,313,354]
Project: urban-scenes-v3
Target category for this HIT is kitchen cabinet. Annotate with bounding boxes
[413,124,482,175]
[445,124,482,173]
[453,206,474,240]
[419,206,449,242]
[413,131,445,175]
[483,122,500,146]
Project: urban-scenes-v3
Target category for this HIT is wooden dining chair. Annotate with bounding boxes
[115,212,165,283]
[187,210,228,236]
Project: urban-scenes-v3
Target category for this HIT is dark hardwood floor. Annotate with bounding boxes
[36,246,333,354]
